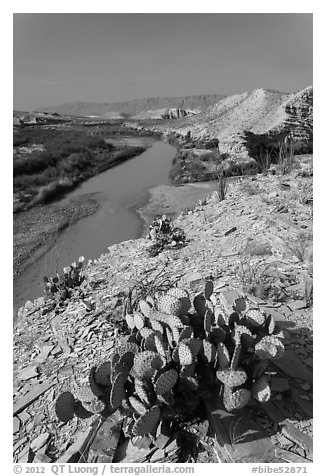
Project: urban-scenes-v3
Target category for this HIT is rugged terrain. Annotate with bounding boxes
[13,158,313,463]
[37,94,227,118]
[121,86,312,183]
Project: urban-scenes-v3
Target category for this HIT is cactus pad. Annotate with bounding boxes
[167,287,189,300]
[167,315,184,329]
[172,347,180,363]
[55,391,75,422]
[205,280,214,299]
[120,350,135,367]
[255,336,284,360]
[146,295,155,307]
[73,385,96,403]
[184,337,203,356]
[217,343,230,369]
[210,326,226,343]
[201,340,217,363]
[230,344,242,370]
[133,351,164,379]
[266,314,276,334]
[117,339,139,355]
[82,399,106,414]
[179,325,194,341]
[193,294,206,317]
[148,310,171,324]
[204,309,214,334]
[154,335,166,357]
[157,295,188,317]
[144,334,158,352]
[133,312,146,330]
[178,342,194,366]
[172,326,180,343]
[246,309,265,327]
[95,361,111,386]
[216,369,247,387]
[133,406,161,436]
[233,324,253,346]
[233,296,249,314]
[165,327,174,348]
[214,306,227,327]
[110,372,125,409]
[150,320,164,334]
[134,379,151,405]
[251,376,271,402]
[110,353,120,373]
[89,367,106,397]
[154,369,178,395]
[129,396,148,414]
[125,313,135,330]
[139,327,155,339]
[139,299,152,317]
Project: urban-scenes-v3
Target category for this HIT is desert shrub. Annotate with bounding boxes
[282,232,313,262]
[301,271,313,307]
[240,181,261,196]
[31,178,74,205]
[216,169,228,201]
[243,239,272,257]
[234,256,284,301]
[147,215,187,257]
[277,136,296,175]
[256,147,273,174]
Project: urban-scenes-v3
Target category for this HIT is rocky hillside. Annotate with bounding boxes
[159,87,313,159]
[37,94,226,117]
[13,159,313,463]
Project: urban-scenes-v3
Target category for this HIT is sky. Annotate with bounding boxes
[14,12,313,112]
[5,7,326,468]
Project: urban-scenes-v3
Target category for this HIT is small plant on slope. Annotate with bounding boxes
[43,255,85,304]
[147,215,187,257]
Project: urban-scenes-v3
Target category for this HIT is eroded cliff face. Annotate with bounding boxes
[161,108,198,119]
[135,87,312,159]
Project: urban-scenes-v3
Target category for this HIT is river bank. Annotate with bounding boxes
[13,142,149,279]
[138,181,218,227]
[13,196,101,279]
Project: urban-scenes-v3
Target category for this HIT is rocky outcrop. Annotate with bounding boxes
[161,108,198,119]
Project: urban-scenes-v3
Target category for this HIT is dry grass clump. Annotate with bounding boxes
[216,169,228,201]
[234,256,279,300]
[240,180,261,196]
[282,232,313,262]
[243,239,273,257]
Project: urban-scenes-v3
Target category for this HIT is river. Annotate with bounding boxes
[13,137,176,313]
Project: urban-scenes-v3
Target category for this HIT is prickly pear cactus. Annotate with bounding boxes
[54,281,288,437]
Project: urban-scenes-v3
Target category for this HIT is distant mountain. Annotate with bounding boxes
[36,94,226,117]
